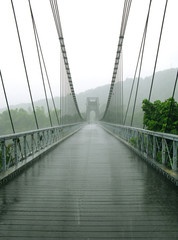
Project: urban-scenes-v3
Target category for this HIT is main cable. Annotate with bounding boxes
[50,0,83,120]
[102,0,132,120]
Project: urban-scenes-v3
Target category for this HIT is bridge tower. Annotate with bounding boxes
[86,97,99,123]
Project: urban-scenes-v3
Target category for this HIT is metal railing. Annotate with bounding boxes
[0,123,83,174]
[100,122,178,172]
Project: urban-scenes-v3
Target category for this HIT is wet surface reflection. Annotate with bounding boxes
[0,124,178,239]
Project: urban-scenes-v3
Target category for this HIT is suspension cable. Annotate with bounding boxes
[28,2,60,125]
[130,0,152,126]
[10,0,39,129]
[148,0,168,101]
[165,70,178,132]
[0,71,15,133]
[28,0,53,127]
[50,0,83,120]
[102,0,132,120]
[1,70,23,159]
[123,20,149,125]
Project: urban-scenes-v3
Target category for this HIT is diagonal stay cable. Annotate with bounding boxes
[33,24,60,125]
[28,5,60,124]
[0,70,15,133]
[1,70,24,158]
[10,0,39,129]
[165,70,178,133]
[148,0,169,101]
[28,0,60,125]
[130,0,152,126]
[28,0,53,127]
[123,22,148,125]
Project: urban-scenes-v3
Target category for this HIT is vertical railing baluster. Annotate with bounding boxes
[162,138,165,165]
[1,141,6,172]
[141,133,144,153]
[136,131,139,150]
[31,134,34,155]
[146,134,149,157]
[173,141,177,171]
[153,136,156,160]
[24,136,27,160]
[37,132,40,151]
[14,138,18,165]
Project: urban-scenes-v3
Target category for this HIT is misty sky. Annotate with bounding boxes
[0,0,178,108]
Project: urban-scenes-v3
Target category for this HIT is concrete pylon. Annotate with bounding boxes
[86,97,99,123]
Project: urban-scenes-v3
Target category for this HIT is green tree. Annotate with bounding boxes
[142,98,178,134]
[0,107,61,135]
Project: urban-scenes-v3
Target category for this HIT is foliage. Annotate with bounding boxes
[129,137,137,146]
[0,107,60,135]
[142,98,178,134]
[0,144,12,170]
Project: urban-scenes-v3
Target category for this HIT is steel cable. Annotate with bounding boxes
[130,0,152,126]
[102,0,132,120]
[50,0,83,120]
[10,0,39,129]
[148,0,169,101]
[28,0,54,127]
[0,70,15,133]
[165,70,178,132]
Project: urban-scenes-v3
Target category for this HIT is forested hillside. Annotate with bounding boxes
[0,68,177,134]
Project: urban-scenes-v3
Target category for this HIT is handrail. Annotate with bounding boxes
[101,122,178,141]
[100,122,178,176]
[0,123,82,141]
[0,123,83,174]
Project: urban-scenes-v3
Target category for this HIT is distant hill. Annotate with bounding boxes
[1,68,177,115]
[77,68,178,113]
[124,68,178,106]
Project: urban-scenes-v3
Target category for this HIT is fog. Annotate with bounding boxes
[0,0,178,109]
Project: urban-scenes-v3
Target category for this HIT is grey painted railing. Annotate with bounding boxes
[100,122,178,184]
[0,123,83,174]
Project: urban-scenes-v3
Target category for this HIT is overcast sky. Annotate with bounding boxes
[0,0,178,108]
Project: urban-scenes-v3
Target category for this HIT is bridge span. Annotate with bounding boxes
[0,124,178,239]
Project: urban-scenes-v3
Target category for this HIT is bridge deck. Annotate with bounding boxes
[0,124,178,239]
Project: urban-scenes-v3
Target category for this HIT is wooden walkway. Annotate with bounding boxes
[0,124,178,239]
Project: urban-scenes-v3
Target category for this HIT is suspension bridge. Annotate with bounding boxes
[0,0,178,239]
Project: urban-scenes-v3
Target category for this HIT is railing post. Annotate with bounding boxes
[14,138,18,165]
[31,134,34,155]
[49,130,53,145]
[37,132,40,150]
[136,131,139,150]
[41,132,44,149]
[153,135,156,160]
[44,131,47,148]
[24,136,27,159]
[141,133,144,153]
[162,138,165,165]
[53,129,56,143]
[146,134,149,156]
[173,141,177,171]
[1,141,6,172]
[47,130,50,146]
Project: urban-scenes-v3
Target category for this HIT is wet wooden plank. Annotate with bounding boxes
[0,124,178,239]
